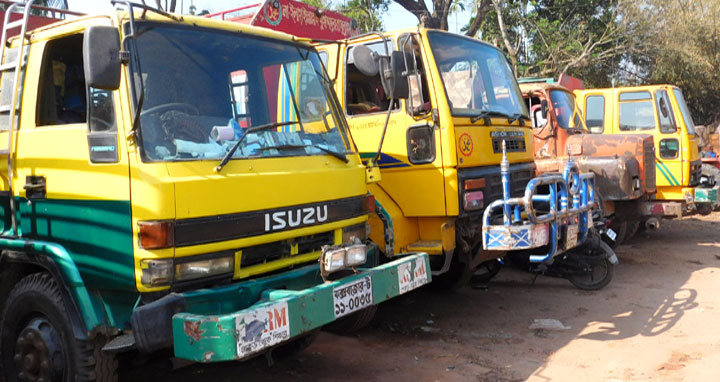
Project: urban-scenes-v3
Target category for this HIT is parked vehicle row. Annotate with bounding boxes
[0,1,709,380]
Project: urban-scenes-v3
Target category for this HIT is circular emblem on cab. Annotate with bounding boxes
[458,133,473,157]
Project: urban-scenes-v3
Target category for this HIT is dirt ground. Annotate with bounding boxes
[124,212,720,381]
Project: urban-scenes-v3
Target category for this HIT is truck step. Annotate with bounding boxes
[406,240,443,255]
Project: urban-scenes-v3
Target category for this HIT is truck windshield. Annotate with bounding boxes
[549,90,586,131]
[426,31,528,120]
[130,23,350,162]
[672,88,697,135]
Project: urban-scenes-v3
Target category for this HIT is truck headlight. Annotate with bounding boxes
[140,259,173,287]
[320,243,367,277]
[175,254,234,282]
[321,247,347,276]
[345,244,367,266]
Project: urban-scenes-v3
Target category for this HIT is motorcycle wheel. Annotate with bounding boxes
[567,240,615,291]
[470,260,503,285]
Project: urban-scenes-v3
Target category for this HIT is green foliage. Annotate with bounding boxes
[471,0,624,83]
[622,0,720,125]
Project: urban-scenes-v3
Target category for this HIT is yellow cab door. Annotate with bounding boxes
[12,27,134,291]
[614,88,683,192]
[341,35,445,218]
[668,87,700,185]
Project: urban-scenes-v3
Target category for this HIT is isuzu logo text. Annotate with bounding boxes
[264,205,329,231]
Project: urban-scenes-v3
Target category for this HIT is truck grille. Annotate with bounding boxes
[240,231,334,267]
[643,138,656,190]
[492,138,526,153]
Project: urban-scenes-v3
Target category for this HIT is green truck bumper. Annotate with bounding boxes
[171,253,430,362]
[695,185,720,205]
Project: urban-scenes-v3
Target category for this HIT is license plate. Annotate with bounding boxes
[333,276,373,318]
[606,228,617,241]
[398,257,429,294]
[565,224,579,249]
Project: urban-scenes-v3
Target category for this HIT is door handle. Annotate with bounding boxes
[23,176,46,200]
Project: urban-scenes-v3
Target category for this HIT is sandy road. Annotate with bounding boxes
[125,212,720,381]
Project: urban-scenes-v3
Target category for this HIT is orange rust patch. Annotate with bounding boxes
[184,321,204,342]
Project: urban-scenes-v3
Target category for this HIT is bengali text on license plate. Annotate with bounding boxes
[566,224,579,248]
[333,276,373,318]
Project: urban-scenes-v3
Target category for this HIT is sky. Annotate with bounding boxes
[66,0,472,33]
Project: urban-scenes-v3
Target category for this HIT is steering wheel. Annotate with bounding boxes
[140,103,199,117]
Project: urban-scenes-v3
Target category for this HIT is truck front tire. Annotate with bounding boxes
[0,272,117,382]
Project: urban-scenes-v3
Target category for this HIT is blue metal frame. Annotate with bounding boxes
[482,141,595,263]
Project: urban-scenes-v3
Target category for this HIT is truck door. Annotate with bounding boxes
[13,31,134,290]
[653,89,683,188]
[617,89,679,188]
[344,36,445,217]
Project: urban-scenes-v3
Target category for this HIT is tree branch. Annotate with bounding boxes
[465,0,492,37]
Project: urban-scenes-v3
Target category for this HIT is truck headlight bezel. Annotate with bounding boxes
[140,258,174,287]
[140,252,235,288]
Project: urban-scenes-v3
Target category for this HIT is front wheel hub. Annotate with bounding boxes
[14,317,64,381]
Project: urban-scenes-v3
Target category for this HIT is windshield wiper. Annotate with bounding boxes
[508,113,530,126]
[259,144,349,163]
[470,110,510,124]
[215,121,299,172]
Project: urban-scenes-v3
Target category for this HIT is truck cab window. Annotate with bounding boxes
[655,90,676,134]
[36,34,87,126]
[88,87,116,132]
[345,40,399,115]
[585,95,605,133]
[618,91,654,131]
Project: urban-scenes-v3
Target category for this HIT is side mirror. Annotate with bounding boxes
[351,45,379,77]
[379,51,410,100]
[83,26,121,90]
[541,99,548,119]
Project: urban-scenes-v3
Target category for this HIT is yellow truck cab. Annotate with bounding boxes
[576,85,720,218]
[0,2,430,380]
[317,29,537,287]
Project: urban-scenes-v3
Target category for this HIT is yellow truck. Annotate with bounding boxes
[316,29,615,290]
[316,30,537,287]
[576,85,720,222]
[0,2,430,380]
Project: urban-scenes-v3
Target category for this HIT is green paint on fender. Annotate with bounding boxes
[172,252,430,362]
[0,198,136,332]
[17,198,135,291]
